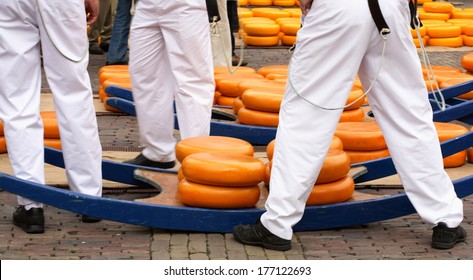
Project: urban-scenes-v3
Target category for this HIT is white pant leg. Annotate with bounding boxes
[39,1,103,197]
[166,1,214,139]
[129,0,177,162]
[261,0,373,240]
[210,0,232,66]
[129,0,214,162]
[0,0,44,209]
[358,0,463,228]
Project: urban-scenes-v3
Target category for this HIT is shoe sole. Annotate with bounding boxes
[233,232,291,251]
[432,237,467,250]
[13,220,44,234]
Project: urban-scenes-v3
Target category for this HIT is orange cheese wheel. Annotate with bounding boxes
[426,25,461,38]
[463,35,473,47]
[345,149,390,164]
[281,34,297,46]
[248,0,273,6]
[422,65,462,75]
[411,26,427,37]
[461,52,473,72]
[463,24,473,36]
[99,71,130,85]
[241,89,283,113]
[265,73,288,80]
[217,77,265,97]
[306,175,355,206]
[0,137,6,153]
[435,122,469,168]
[339,108,365,122]
[98,65,128,75]
[243,23,280,36]
[433,71,473,84]
[315,149,351,184]
[181,152,265,187]
[243,35,280,46]
[177,167,185,182]
[0,121,3,136]
[175,136,254,163]
[413,36,428,48]
[44,138,62,150]
[451,11,473,20]
[264,160,271,186]
[280,23,300,36]
[427,36,463,47]
[178,179,260,209]
[335,121,386,151]
[233,96,245,114]
[237,80,286,96]
[423,2,454,13]
[238,106,279,127]
[266,139,276,160]
[257,65,288,77]
[419,12,451,21]
[217,95,236,107]
[214,66,257,76]
[238,7,252,17]
[344,88,365,111]
[259,9,291,20]
[440,79,473,99]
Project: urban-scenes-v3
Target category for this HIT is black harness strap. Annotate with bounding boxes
[367,0,390,36]
[409,0,423,29]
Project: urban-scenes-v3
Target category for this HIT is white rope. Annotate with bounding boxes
[288,29,389,111]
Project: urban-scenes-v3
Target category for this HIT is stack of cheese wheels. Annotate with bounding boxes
[241,14,281,47]
[411,25,428,48]
[335,121,390,164]
[426,24,463,47]
[451,8,473,21]
[258,64,288,82]
[276,17,301,46]
[98,65,131,113]
[468,126,473,164]
[264,137,354,205]
[435,122,469,168]
[236,77,286,127]
[447,18,473,46]
[339,87,366,122]
[41,111,62,150]
[175,136,262,208]
[214,68,265,107]
[0,111,62,153]
[420,1,453,22]
[422,65,464,91]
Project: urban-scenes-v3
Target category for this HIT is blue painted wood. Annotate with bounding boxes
[432,99,473,122]
[1,170,472,232]
[428,79,473,101]
[105,85,134,101]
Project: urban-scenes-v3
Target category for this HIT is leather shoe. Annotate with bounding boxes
[233,219,291,251]
[13,206,45,234]
[124,153,176,169]
[431,222,467,249]
[89,42,104,55]
[82,214,102,223]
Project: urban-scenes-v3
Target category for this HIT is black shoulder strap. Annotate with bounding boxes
[367,0,390,36]
[409,0,423,29]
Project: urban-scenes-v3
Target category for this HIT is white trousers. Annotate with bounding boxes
[0,0,103,209]
[129,0,214,162]
[261,0,464,240]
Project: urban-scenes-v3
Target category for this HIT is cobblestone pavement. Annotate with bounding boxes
[1,1,473,261]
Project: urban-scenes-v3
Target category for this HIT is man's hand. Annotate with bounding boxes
[85,0,99,25]
[299,0,313,16]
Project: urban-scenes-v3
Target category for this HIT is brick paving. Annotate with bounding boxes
[1,1,473,260]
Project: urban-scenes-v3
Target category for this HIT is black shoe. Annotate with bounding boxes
[105,61,128,66]
[89,42,104,54]
[100,42,110,52]
[82,214,102,223]
[13,206,45,234]
[233,219,291,251]
[431,222,467,250]
[123,153,176,169]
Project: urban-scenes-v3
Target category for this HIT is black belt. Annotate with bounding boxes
[367,0,422,37]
